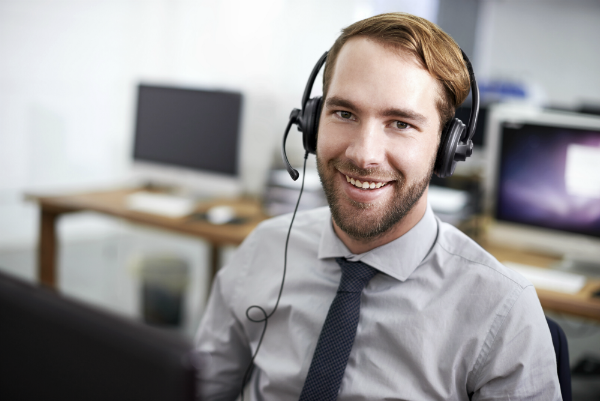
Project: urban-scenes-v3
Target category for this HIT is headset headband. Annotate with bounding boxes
[461,49,479,143]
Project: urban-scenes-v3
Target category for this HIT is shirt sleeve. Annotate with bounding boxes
[194,250,254,400]
[470,285,563,401]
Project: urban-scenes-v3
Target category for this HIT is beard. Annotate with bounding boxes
[316,155,433,242]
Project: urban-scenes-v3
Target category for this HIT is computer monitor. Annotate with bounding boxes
[132,84,243,196]
[0,271,199,401]
[484,104,600,271]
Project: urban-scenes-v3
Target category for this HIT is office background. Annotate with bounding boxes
[1,0,599,397]
[3,0,600,246]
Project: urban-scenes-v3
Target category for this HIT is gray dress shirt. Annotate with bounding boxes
[195,206,562,400]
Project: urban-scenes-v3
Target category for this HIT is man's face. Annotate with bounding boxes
[316,37,442,241]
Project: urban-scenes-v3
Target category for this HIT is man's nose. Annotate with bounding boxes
[345,121,385,169]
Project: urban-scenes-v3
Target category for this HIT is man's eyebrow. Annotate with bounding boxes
[325,96,428,125]
[381,108,428,125]
[325,96,360,112]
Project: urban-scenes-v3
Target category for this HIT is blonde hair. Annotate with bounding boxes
[323,13,471,129]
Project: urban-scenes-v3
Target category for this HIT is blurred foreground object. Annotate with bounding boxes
[0,270,198,401]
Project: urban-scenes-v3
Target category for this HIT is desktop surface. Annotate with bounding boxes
[481,242,600,321]
[25,187,600,323]
[26,187,269,289]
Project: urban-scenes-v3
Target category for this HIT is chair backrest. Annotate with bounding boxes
[546,317,572,401]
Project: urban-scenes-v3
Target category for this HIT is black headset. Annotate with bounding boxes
[281,49,480,179]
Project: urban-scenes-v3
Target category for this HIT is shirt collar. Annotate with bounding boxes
[318,204,439,282]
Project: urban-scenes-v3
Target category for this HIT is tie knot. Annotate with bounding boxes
[335,257,378,293]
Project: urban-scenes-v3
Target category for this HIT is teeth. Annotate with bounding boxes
[345,175,387,190]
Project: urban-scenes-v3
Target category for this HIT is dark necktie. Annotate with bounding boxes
[298,257,378,401]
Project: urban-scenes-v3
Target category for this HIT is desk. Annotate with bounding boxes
[484,243,600,322]
[26,188,268,290]
[27,189,600,322]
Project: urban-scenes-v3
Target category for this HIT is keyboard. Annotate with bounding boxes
[504,262,587,294]
[125,191,196,218]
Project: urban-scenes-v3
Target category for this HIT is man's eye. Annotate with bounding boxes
[337,111,354,120]
[395,121,410,129]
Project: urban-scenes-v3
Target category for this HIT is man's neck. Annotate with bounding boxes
[332,189,429,255]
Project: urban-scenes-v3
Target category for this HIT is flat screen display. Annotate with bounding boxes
[133,84,242,176]
[496,122,600,238]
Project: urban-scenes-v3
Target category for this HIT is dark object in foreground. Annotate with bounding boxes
[0,270,198,401]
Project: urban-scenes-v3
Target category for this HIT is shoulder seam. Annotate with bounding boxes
[436,239,528,290]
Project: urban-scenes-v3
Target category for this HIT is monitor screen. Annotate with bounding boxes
[495,122,600,238]
[133,84,242,177]
[0,271,198,401]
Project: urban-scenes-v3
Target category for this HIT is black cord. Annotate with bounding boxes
[240,152,309,399]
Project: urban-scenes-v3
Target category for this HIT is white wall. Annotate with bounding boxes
[0,0,342,247]
[0,0,439,248]
[4,0,598,249]
[475,0,600,107]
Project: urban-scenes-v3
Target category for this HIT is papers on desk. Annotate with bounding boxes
[428,185,472,227]
[504,262,587,294]
[125,191,196,218]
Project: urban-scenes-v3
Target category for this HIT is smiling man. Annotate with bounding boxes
[196,13,561,401]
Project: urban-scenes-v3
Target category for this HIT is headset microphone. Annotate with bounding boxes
[281,51,328,180]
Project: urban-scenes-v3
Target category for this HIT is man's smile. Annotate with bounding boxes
[344,174,391,189]
[334,169,397,205]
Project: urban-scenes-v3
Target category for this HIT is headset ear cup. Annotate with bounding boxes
[302,96,322,154]
[434,118,465,178]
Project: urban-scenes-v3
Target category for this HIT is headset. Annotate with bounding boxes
[281,49,480,179]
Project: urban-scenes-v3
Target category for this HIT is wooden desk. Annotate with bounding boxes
[26,189,600,322]
[26,188,269,290]
[484,243,600,322]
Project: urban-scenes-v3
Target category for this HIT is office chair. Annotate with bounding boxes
[546,317,572,401]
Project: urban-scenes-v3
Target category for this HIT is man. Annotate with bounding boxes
[196,13,561,400]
